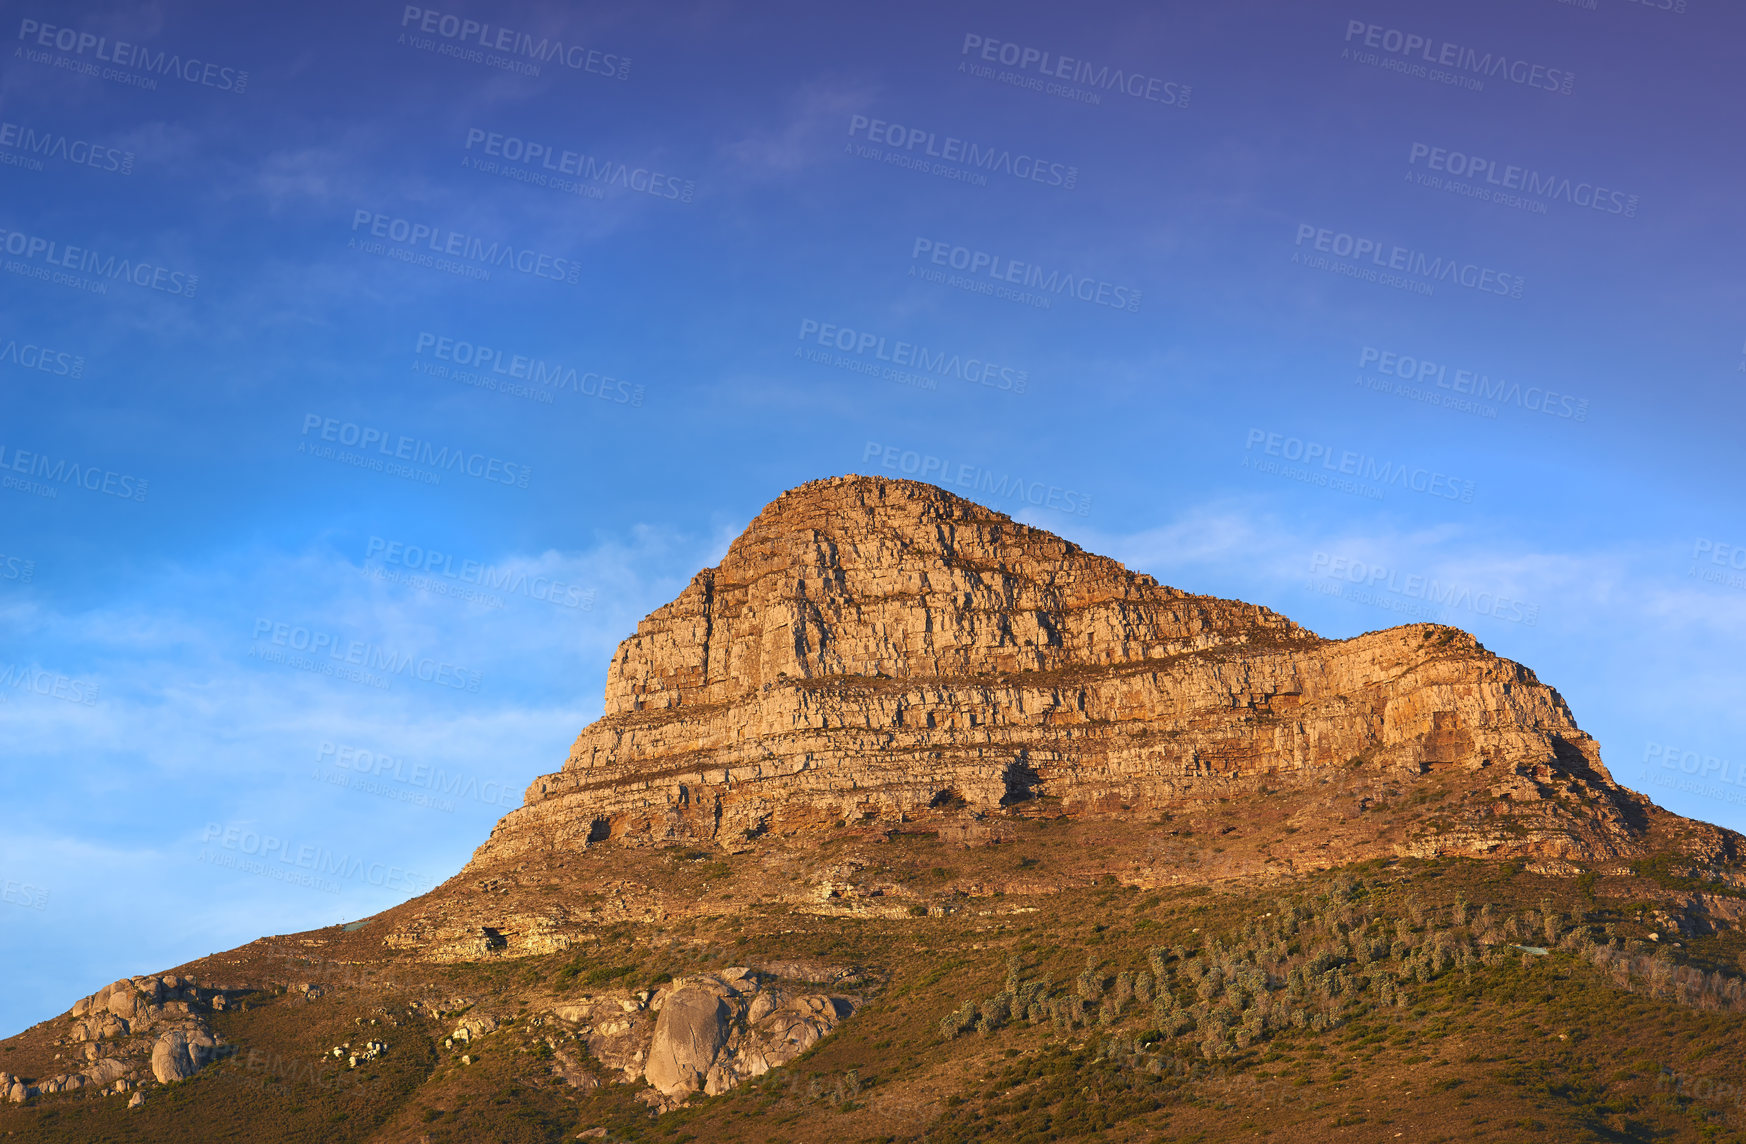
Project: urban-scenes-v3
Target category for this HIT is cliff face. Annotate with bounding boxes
[466,475,1653,872]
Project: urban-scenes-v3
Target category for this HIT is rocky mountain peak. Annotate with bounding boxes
[445,476,1680,896]
[603,473,1301,717]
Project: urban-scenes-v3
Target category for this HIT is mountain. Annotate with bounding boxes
[6,475,1745,1143]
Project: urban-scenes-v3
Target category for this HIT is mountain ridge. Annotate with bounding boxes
[456,474,1681,881]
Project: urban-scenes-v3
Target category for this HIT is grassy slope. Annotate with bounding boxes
[6,813,1746,1143]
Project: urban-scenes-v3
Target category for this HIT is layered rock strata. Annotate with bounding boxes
[466,475,1660,871]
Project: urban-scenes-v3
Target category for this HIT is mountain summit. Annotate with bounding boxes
[468,473,1669,870]
[370,474,1726,964]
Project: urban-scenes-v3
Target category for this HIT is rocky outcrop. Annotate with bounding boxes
[461,476,1663,876]
[7,974,227,1101]
[4,1056,138,1102]
[642,969,853,1102]
[527,966,859,1105]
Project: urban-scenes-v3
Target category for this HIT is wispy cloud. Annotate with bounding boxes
[0,518,721,1033]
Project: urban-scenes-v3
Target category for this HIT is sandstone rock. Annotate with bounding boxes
[644,984,730,1096]
[460,476,1665,881]
[128,1091,143,1108]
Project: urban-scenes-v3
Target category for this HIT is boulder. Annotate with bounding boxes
[453,1013,499,1040]
[644,984,730,1096]
[150,1025,217,1084]
[746,991,780,1023]
[72,1013,130,1042]
[106,983,145,1022]
[549,1002,591,1024]
[83,1059,129,1088]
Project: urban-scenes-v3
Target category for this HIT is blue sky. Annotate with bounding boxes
[3,0,1744,1036]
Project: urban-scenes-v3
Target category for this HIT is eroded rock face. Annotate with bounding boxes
[464,475,1659,872]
